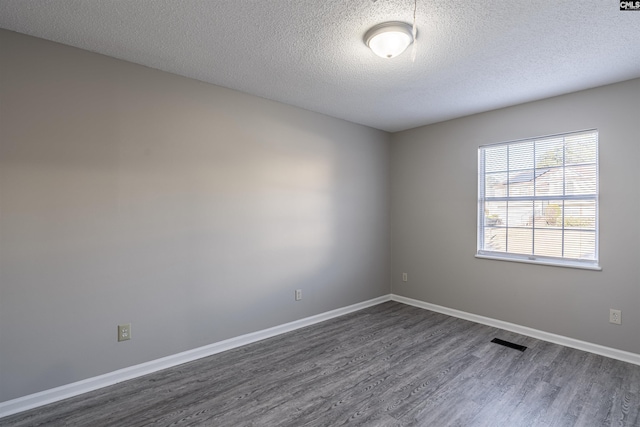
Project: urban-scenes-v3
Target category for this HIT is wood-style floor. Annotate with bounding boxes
[2,301,639,426]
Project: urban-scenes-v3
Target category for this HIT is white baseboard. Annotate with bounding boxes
[391,294,640,366]
[0,295,391,419]
[4,293,638,419]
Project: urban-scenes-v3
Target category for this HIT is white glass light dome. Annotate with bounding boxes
[364,22,415,59]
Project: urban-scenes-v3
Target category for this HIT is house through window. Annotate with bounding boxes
[477,129,600,269]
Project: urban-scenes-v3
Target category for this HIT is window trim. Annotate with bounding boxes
[475,253,602,271]
[477,129,601,271]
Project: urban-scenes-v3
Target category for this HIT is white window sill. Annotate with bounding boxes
[475,253,602,271]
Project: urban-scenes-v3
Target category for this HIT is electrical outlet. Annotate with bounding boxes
[402,273,408,282]
[118,323,131,341]
[609,309,621,325]
[295,289,302,301]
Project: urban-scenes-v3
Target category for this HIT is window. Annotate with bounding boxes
[477,129,599,270]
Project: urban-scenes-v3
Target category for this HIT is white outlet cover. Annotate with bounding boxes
[609,309,621,325]
[118,323,131,341]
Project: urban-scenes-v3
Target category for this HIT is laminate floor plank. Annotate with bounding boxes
[2,301,639,427]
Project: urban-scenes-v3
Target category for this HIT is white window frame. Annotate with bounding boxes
[477,129,600,270]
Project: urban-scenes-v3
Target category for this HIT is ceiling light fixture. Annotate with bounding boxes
[364,22,415,59]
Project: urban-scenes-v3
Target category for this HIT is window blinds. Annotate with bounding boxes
[477,130,599,268]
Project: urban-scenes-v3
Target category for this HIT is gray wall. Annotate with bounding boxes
[0,30,391,402]
[391,78,640,355]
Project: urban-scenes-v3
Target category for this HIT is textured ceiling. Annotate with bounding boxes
[1,1,639,132]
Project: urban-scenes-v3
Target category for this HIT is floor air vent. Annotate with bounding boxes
[491,338,527,352]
